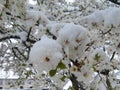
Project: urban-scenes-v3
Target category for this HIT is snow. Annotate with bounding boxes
[104,7,120,27]
[26,10,50,25]
[47,22,65,37]
[63,80,72,90]
[16,31,27,41]
[29,35,63,74]
[81,7,120,58]
[57,23,90,59]
[2,0,120,89]
[81,7,120,28]
[26,10,50,28]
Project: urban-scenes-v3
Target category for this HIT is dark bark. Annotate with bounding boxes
[109,0,120,5]
[70,74,86,90]
[0,35,36,43]
[0,36,20,41]
[70,74,79,90]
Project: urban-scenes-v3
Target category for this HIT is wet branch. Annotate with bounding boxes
[109,0,120,5]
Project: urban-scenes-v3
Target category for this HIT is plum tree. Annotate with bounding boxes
[0,0,120,90]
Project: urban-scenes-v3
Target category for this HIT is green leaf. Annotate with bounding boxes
[25,70,33,78]
[57,61,67,69]
[49,69,57,77]
[94,53,100,62]
[86,41,94,46]
[93,66,97,72]
[4,0,9,8]
[68,86,75,90]
[22,63,26,66]
[0,13,2,20]
[60,76,66,82]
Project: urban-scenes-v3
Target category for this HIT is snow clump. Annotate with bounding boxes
[57,23,90,60]
[81,7,120,28]
[29,35,63,74]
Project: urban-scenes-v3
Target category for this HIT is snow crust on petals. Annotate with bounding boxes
[47,22,66,37]
[81,7,120,28]
[82,10,104,25]
[104,7,120,27]
[29,35,63,73]
[57,23,90,60]
[26,10,50,27]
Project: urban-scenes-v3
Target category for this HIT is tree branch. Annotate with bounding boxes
[110,51,116,61]
[12,48,23,61]
[70,74,86,90]
[0,35,36,43]
[13,47,28,61]
[46,29,57,40]
[70,74,80,90]
[0,36,20,42]
[109,0,120,5]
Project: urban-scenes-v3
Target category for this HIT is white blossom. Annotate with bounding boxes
[29,35,63,73]
[57,23,90,60]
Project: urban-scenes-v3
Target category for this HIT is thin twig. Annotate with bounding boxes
[110,51,116,61]
[109,0,120,5]
[13,47,27,61]
[0,36,20,42]
[98,73,107,89]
